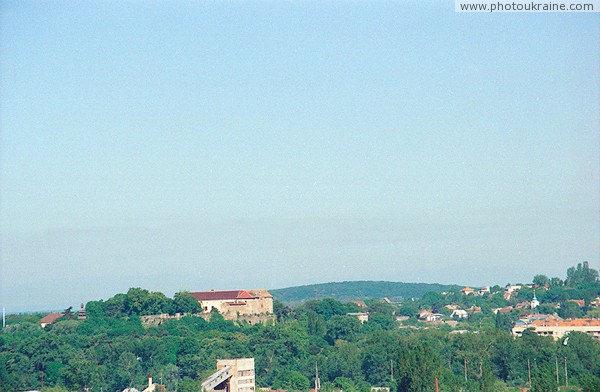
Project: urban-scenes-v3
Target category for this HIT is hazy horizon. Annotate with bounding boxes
[2,1,599,313]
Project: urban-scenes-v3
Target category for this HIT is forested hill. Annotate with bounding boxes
[271,281,460,304]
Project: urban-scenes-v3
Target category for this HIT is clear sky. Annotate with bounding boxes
[1,1,598,312]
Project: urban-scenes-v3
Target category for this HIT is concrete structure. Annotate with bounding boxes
[140,313,185,327]
[189,290,273,323]
[512,318,600,341]
[202,358,255,392]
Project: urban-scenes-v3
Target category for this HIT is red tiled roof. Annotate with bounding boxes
[40,312,64,324]
[248,289,273,298]
[189,290,256,301]
[531,318,600,327]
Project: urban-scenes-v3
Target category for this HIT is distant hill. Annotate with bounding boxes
[270,281,461,304]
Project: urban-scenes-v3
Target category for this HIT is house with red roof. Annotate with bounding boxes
[460,287,475,295]
[189,290,273,323]
[39,312,64,328]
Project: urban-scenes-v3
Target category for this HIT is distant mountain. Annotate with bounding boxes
[270,281,461,304]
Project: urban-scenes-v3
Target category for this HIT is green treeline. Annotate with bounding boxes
[271,282,461,304]
[1,263,599,392]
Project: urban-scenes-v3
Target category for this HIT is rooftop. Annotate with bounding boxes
[189,290,257,301]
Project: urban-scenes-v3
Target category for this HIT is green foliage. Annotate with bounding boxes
[333,377,370,392]
[396,342,443,392]
[531,364,557,392]
[271,281,459,304]
[364,314,395,331]
[396,302,418,317]
[272,369,310,391]
[178,376,202,392]
[173,292,202,314]
[2,263,599,392]
[558,301,583,319]
[325,315,361,343]
[494,312,515,332]
[274,300,293,323]
[566,261,598,287]
[579,374,600,392]
[322,341,363,381]
[532,275,550,287]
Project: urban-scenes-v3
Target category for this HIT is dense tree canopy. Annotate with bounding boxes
[1,263,599,391]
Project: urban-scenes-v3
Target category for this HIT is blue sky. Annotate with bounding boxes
[1,1,598,312]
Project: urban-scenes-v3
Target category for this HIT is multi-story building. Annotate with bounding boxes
[202,358,255,392]
[189,289,273,323]
[218,358,255,392]
[512,318,600,340]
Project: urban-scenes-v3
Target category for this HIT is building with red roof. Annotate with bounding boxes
[189,289,273,323]
[39,312,64,328]
[513,317,600,340]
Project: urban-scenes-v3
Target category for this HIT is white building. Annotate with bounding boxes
[451,309,468,319]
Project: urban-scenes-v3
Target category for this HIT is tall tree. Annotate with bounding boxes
[396,343,442,392]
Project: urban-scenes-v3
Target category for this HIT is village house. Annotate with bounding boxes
[467,305,482,313]
[189,289,274,323]
[515,301,532,310]
[40,304,87,328]
[477,287,490,296]
[347,312,369,323]
[460,287,475,295]
[418,310,443,322]
[493,306,514,314]
[352,300,367,309]
[504,285,522,300]
[451,309,468,319]
[39,312,63,328]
